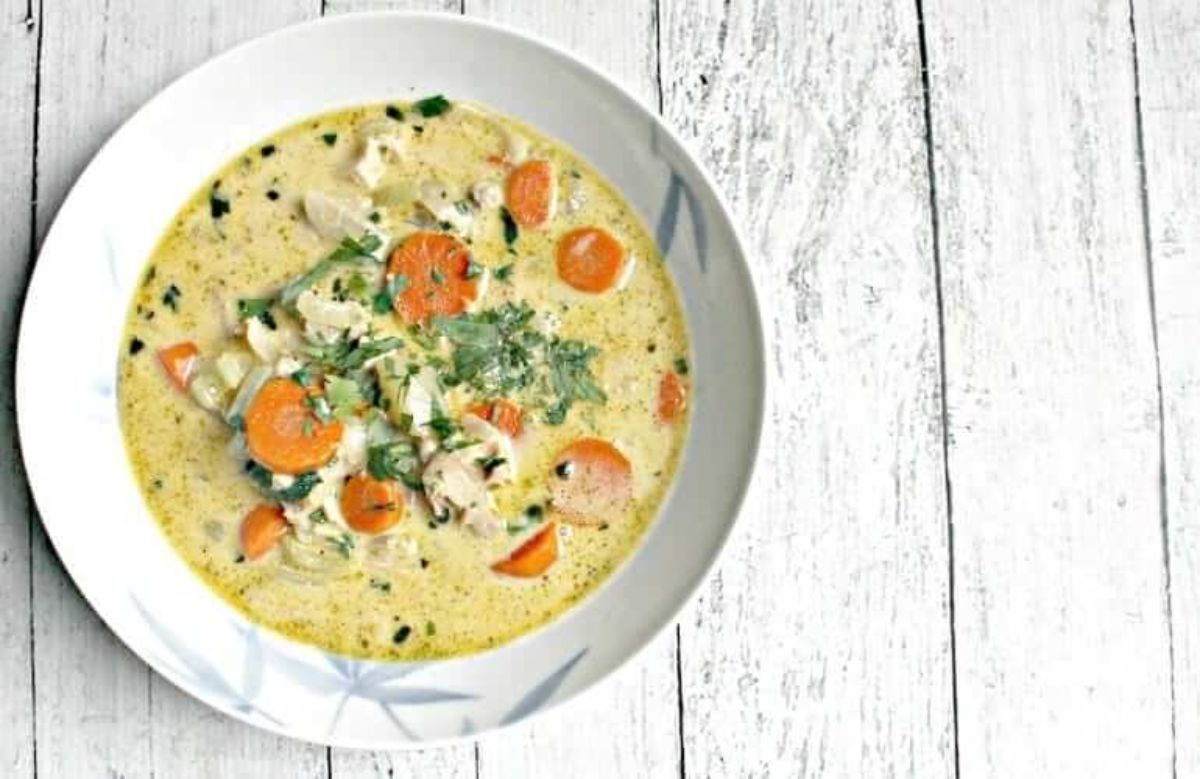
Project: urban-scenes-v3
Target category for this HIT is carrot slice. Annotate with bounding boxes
[240,503,289,560]
[468,399,523,438]
[157,341,199,391]
[549,438,633,526]
[388,231,480,324]
[657,370,687,423]
[341,472,404,534]
[505,160,555,228]
[556,227,626,293]
[492,522,559,578]
[244,377,343,475]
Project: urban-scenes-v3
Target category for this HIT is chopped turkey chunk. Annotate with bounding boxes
[303,191,389,255]
[295,290,371,342]
[417,181,473,234]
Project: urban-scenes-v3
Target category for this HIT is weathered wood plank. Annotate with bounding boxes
[1130,0,1200,774]
[662,0,955,776]
[32,2,328,777]
[0,1,40,777]
[460,2,680,778]
[922,0,1174,775]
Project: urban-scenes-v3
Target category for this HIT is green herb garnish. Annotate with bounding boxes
[244,461,321,502]
[325,375,364,420]
[494,264,514,282]
[129,337,145,355]
[304,336,403,374]
[321,132,338,146]
[162,284,182,311]
[236,297,277,329]
[414,94,451,117]
[367,439,424,490]
[209,185,230,219]
[392,625,412,644]
[260,144,276,157]
[278,234,382,307]
[385,105,404,121]
[334,534,355,558]
[370,578,392,592]
[464,259,484,280]
[500,207,518,246]
[674,357,689,375]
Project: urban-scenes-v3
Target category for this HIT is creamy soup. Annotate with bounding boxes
[118,97,690,660]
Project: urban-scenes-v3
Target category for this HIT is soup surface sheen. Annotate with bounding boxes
[119,99,690,660]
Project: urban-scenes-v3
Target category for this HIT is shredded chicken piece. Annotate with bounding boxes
[471,181,502,209]
[303,191,389,255]
[295,290,371,343]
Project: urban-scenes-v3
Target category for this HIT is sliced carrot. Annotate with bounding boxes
[492,522,559,578]
[157,341,199,392]
[549,438,633,526]
[556,227,626,293]
[388,231,481,324]
[341,472,404,534]
[468,399,523,438]
[240,503,290,560]
[657,370,687,423]
[244,377,343,475]
[505,160,555,228]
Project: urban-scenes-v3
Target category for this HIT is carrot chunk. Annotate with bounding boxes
[505,160,555,228]
[549,438,633,526]
[388,231,480,324]
[157,341,199,391]
[244,377,342,475]
[341,472,404,534]
[556,227,626,293]
[492,522,559,578]
[468,399,523,438]
[240,503,289,560]
[657,370,687,423]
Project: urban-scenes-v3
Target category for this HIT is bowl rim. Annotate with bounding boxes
[15,9,767,749]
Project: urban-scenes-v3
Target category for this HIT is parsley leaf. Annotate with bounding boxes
[279,234,382,307]
[244,461,321,502]
[414,94,451,117]
[209,183,230,219]
[236,297,277,329]
[162,284,182,311]
[304,336,403,373]
[367,439,424,490]
[500,207,518,246]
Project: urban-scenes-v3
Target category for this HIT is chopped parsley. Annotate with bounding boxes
[321,132,338,146]
[464,259,484,280]
[500,207,518,246]
[494,264,514,283]
[524,504,545,521]
[209,184,231,219]
[414,94,451,117]
[432,303,605,424]
[368,210,382,224]
[370,578,392,593]
[372,274,410,314]
[244,461,321,502]
[128,337,145,355]
[477,455,506,479]
[304,335,403,373]
[290,365,317,387]
[161,283,182,311]
[334,533,355,558]
[236,297,277,329]
[425,620,437,636]
[392,624,412,644]
[674,357,690,375]
[260,144,276,157]
[266,189,280,201]
[309,508,328,524]
[367,439,423,490]
[385,105,404,121]
[278,233,382,307]
[325,375,364,420]
[430,268,446,284]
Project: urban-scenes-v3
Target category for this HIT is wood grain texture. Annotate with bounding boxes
[922,0,1174,775]
[1131,0,1200,774]
[0,1,40,778]
[461,2,681,778]
[32,2,328,777]
[661,0,955,776]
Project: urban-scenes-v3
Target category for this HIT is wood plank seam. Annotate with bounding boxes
[1126,2,1179,776]
[24,2,44,777]
[912,0,961,775]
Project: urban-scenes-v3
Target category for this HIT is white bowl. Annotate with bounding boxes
[16,11,764,748]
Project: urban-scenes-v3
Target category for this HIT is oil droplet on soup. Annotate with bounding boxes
[117,98,690,660]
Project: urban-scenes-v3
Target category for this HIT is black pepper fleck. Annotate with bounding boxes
[266,189,280,201]
[129,337,145,355]
[260,144,276,157]
[392,625,412,644]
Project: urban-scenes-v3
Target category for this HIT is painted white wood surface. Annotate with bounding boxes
[922,0,1174,775]
[0,2,40,778]
[2,0,1198,776]
[1132,0,1200,775]
[660,0,957,776]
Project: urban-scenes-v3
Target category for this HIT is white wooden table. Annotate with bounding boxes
[1,0,1197,775]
